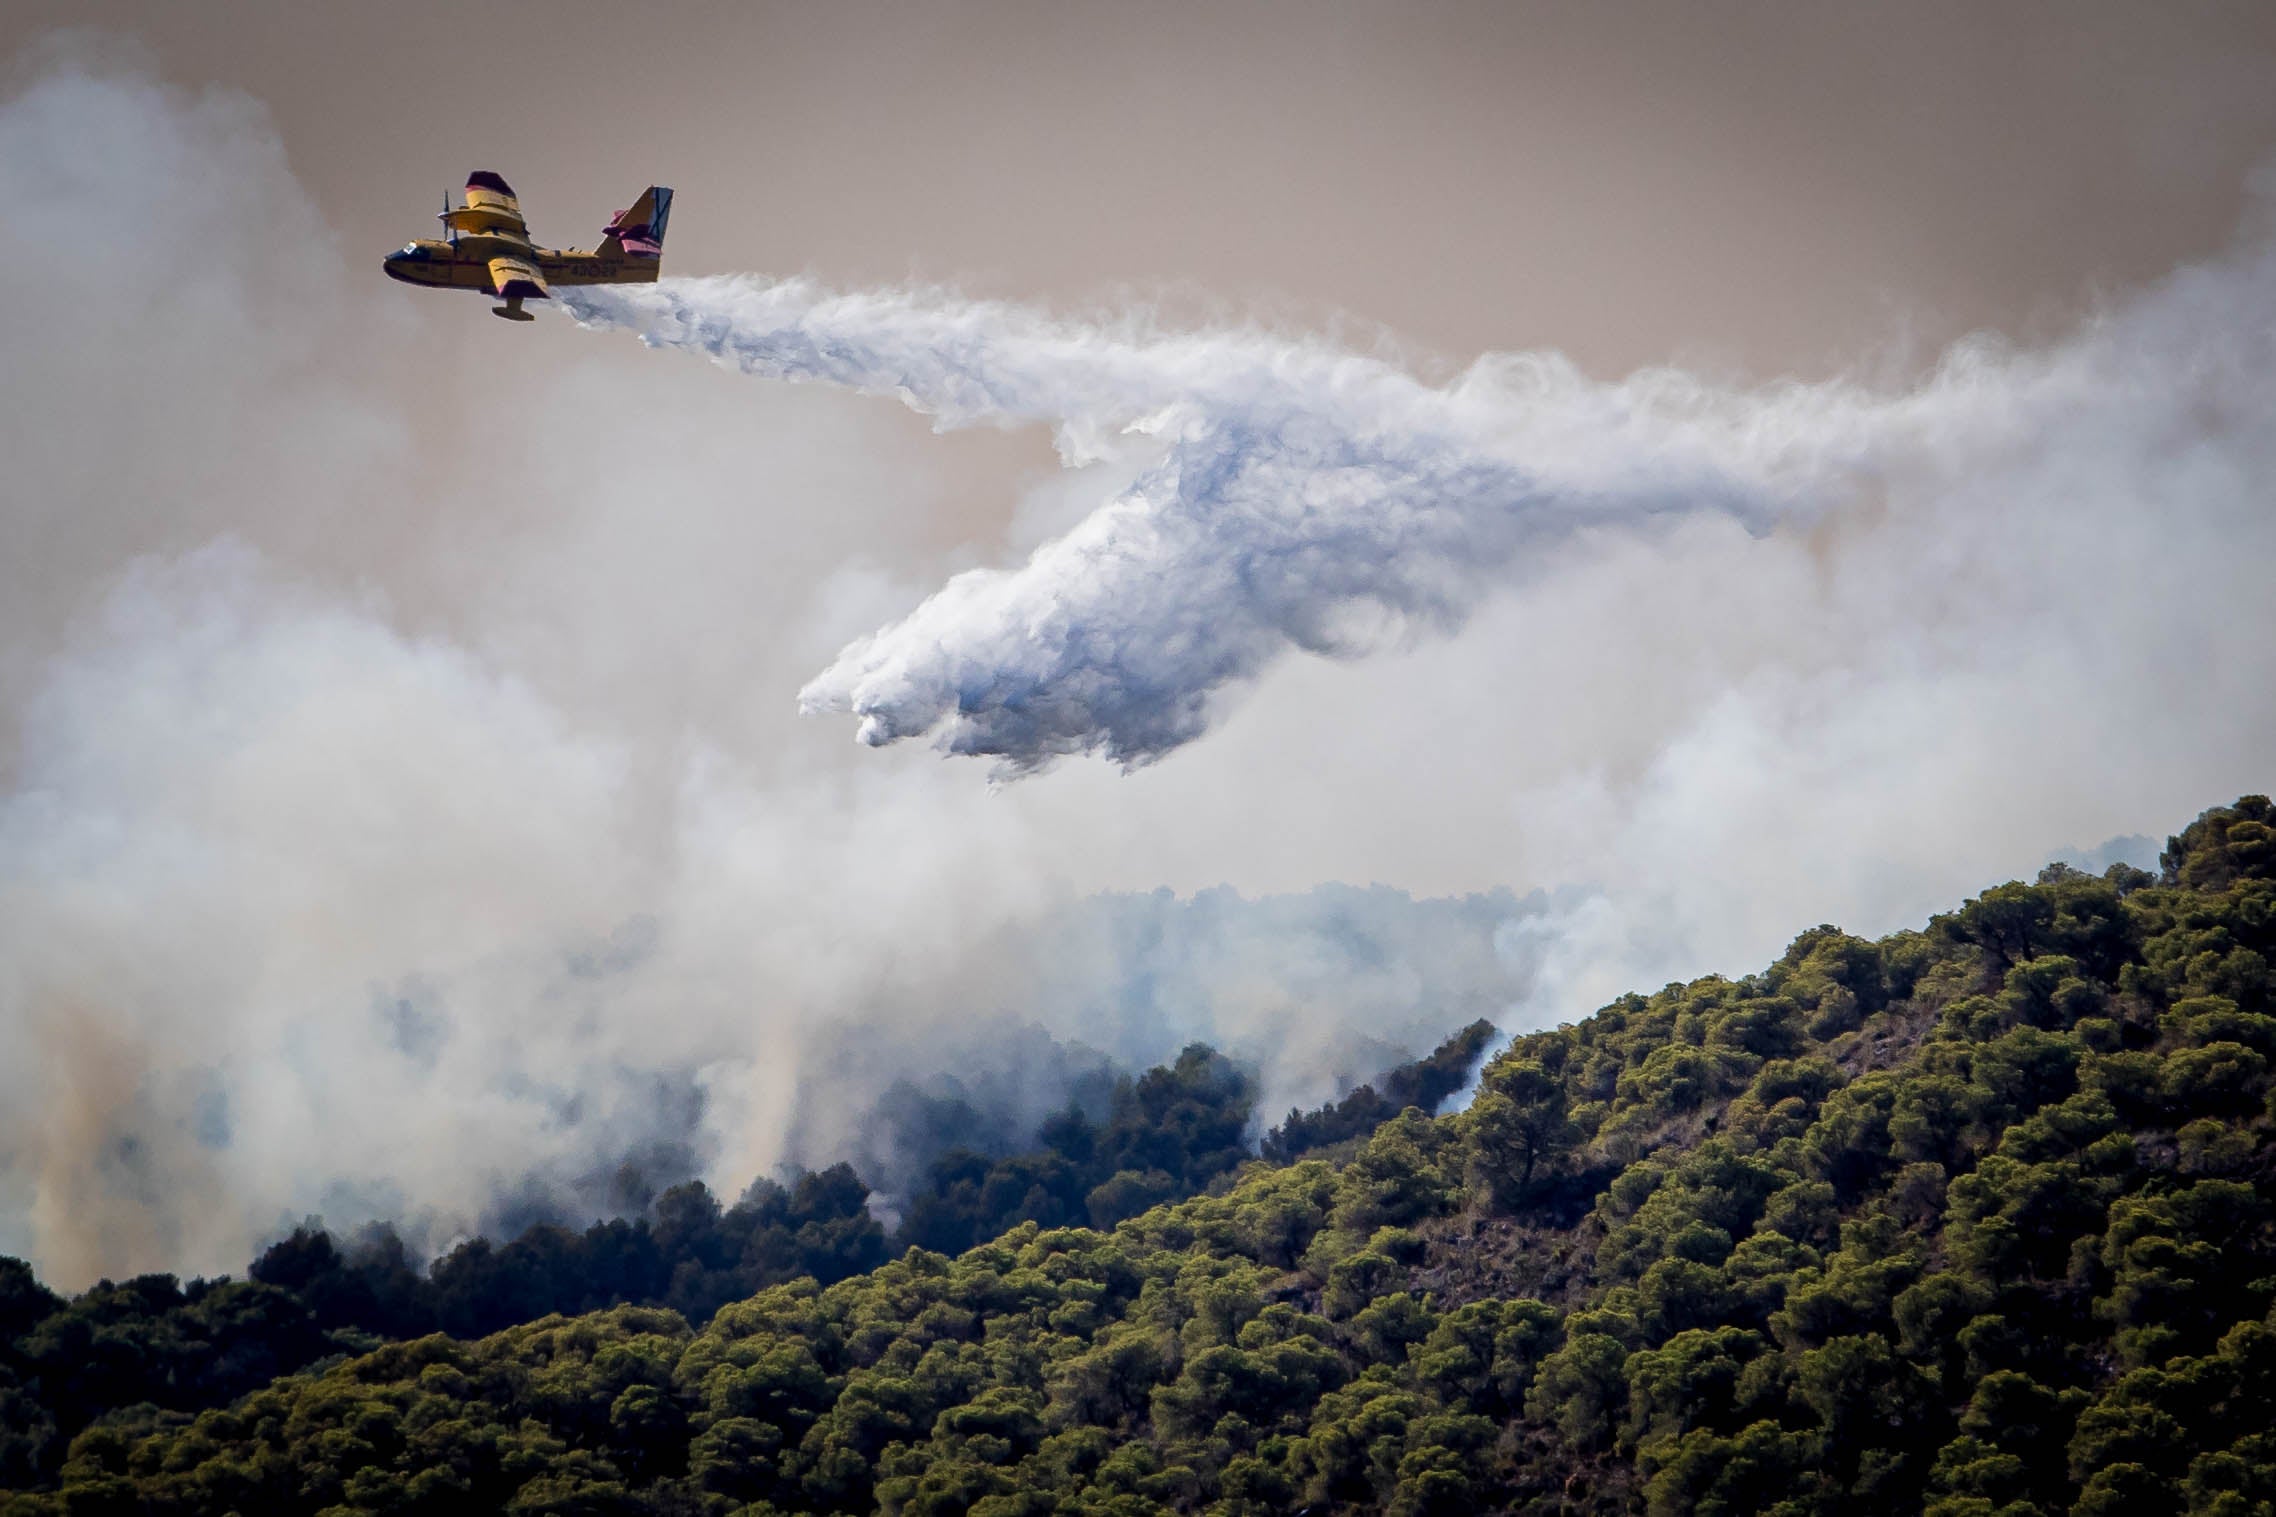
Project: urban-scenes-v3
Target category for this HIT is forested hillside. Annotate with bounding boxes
[0,1022,1493,1494]
[6,797,2275,1516]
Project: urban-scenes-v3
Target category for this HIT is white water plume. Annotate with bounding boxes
[561,279,1869,771]
[561,250,2276,777]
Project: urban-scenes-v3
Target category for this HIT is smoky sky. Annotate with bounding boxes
[11,2,2276,380]
[0,14,2271,1287]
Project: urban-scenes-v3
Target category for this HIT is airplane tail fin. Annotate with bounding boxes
[602,186,673,258]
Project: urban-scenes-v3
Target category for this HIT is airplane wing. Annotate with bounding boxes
[441,170,533,239]
[485,254,549,302]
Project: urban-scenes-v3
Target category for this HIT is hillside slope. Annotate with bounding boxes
[8,797,2275,1517]
[0,1027,1500,1490]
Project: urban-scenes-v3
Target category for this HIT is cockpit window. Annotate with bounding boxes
[398,242,428,257]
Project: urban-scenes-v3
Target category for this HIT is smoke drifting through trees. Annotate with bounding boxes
[11,797,2276,1510]
[390,885,1543,1254]
[0,1026,1495,1483]
[1260,1020,1496,1164]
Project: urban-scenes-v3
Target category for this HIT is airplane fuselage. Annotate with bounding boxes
[381,239,661,292]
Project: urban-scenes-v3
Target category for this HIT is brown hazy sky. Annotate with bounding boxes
[10,1,2276,378]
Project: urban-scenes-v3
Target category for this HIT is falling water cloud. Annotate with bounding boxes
[560,242,2276,778]
[560,279,1856,771]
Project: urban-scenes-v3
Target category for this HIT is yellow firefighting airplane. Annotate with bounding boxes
[383,172,673,320]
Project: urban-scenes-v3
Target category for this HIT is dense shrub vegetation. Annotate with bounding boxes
[5,796,2275,1515]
